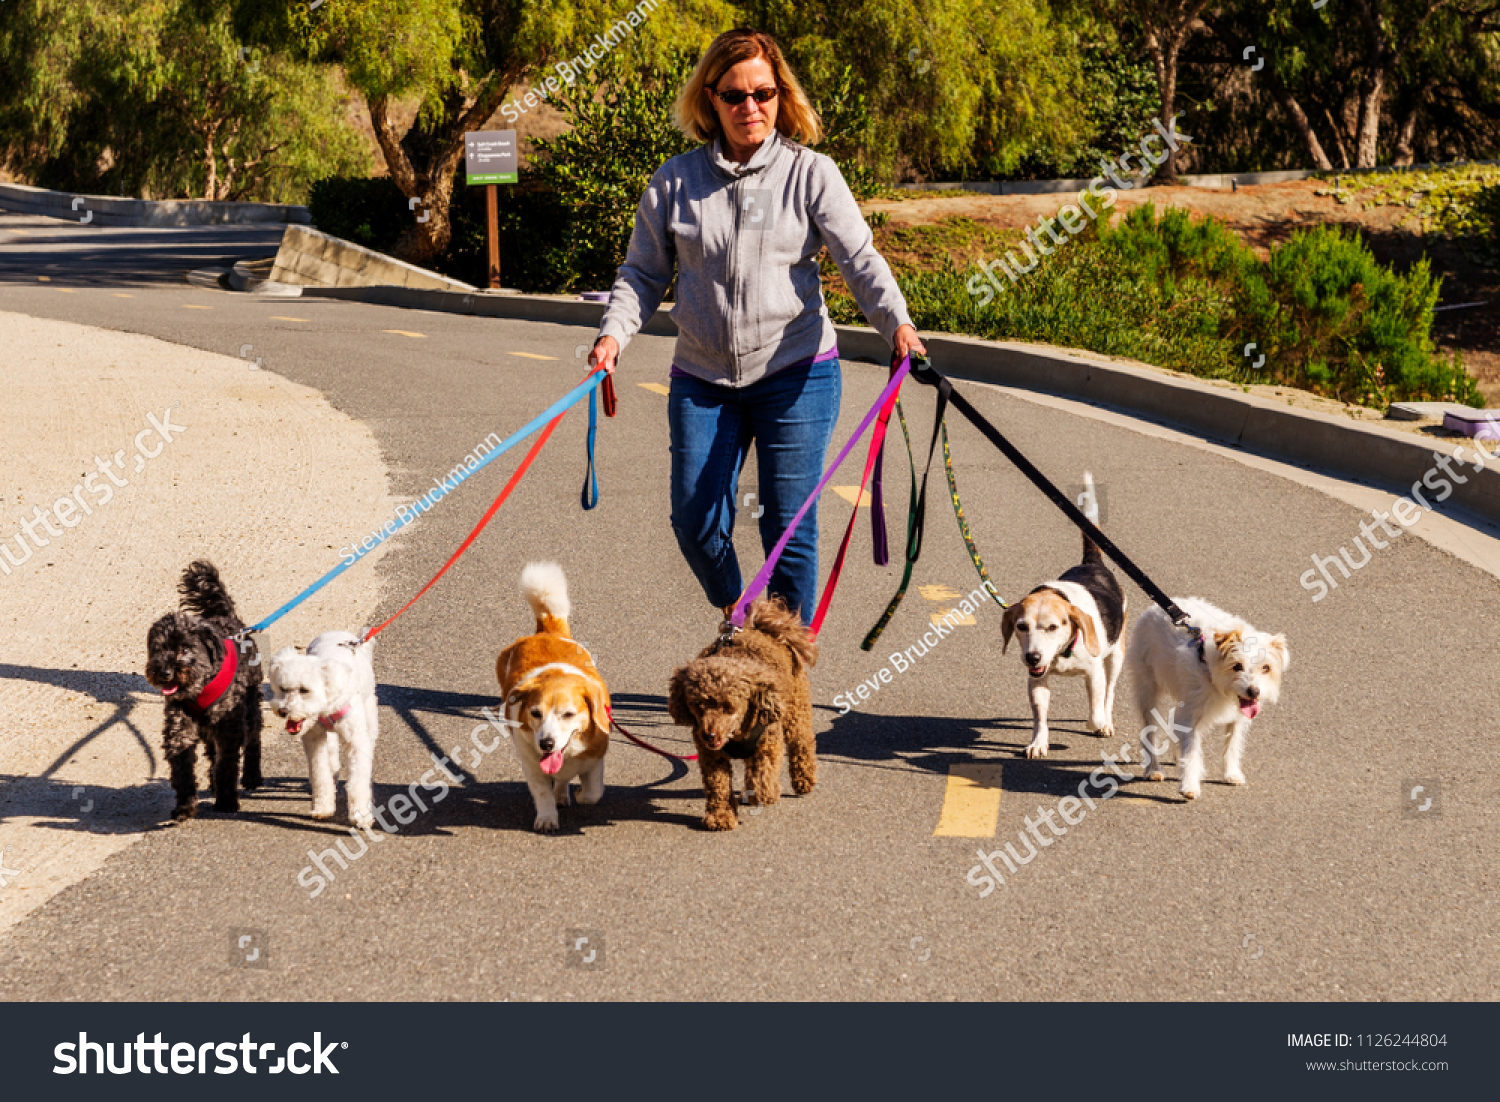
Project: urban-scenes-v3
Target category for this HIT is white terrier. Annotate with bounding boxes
[267,632,379,828]
[1125,597,1289,800]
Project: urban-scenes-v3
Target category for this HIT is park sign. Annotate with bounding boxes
[465,130,518,185]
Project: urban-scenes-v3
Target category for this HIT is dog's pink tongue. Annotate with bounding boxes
[1239,699,1261,719]
[540,750,565,775]
[161,685,178,695]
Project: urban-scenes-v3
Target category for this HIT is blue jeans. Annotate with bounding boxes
[668,358,842,623]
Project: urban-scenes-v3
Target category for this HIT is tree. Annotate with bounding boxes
[737,0,1090,181]
[1197,0,1500,172]
[235,0,731,265]
[1087,0,1211,182]
[0,0,369,201]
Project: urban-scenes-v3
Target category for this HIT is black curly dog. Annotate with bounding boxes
[145,561,263,821]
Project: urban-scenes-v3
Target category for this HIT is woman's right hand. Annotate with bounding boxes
[588,335,619,376]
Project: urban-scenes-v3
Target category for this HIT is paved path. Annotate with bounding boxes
[1,214,1496,1001]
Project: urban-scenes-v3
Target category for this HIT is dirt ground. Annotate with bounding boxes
[861,178,1500,408]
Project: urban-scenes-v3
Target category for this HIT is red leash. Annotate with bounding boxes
[363,414,564,642]
[609,715,697,762]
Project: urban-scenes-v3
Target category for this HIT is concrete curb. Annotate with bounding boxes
[269,225,476,293]
[0,182,311,228]
[282,283,1500,527]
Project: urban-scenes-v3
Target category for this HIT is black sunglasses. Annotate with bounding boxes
[710,86,779,106]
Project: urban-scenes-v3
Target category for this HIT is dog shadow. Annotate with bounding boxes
[816,705,1181,801]
[336,685,704,836]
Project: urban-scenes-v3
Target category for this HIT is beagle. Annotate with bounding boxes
[1000,473,1127,758]
[496,562,610,832]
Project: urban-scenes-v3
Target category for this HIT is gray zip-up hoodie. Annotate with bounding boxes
[597,130,914,387]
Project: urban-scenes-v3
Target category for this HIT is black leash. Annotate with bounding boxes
[904,356,1199,640]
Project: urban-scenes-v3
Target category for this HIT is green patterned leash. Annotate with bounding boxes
[861,395,1007,652]
[940,419,1008,611]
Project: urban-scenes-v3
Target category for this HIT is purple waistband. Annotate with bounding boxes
[668,345,840,381]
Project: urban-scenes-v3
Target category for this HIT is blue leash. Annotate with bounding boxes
[244,371,609,635]
[582,384,600,510]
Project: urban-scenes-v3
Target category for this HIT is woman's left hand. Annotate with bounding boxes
[894,324,927,363]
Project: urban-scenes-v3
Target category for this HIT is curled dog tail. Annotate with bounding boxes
[1079,471,1103,565]
[178,560,238,620]
[520,561,571,637]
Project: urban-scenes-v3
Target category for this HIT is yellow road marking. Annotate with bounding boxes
[830,485,872,507]
[383,330,426,338]
[507,351,558,360]
[918,584,962,601]
[182,303,212,309]
[112,293,134,298]
[638,382,669,396]
[932,763,1006,837]
[56,288,77,294]
[931,607,976,627]
[269,316,307,322]
[37,275,50,282]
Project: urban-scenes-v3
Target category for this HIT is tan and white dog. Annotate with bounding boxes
[496,563,610,833]
[1000,473,1127,759]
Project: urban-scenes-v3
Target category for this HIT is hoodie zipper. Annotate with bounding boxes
[727,174,742,383]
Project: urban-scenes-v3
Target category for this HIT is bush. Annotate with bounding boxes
[305,176,410,252]
[828,202,1480,408]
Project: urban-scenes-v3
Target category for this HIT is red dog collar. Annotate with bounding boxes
[182,638,238,716]
[318,702,353,729]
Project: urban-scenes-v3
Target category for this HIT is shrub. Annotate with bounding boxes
[305,175,410,252]
[828,203,1480,408]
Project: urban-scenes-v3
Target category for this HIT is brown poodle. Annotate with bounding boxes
[667,597,818,831]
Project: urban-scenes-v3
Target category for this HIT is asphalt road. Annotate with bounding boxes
[1,215,1497,1001]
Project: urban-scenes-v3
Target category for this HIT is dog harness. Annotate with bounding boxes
[181,638,239,717]
[722,714,767,759]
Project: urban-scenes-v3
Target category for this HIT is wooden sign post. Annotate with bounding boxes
[464,130,518,290]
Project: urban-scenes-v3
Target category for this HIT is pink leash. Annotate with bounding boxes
[730,355,913,637]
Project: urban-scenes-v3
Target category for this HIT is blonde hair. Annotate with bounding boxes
[674,28,823,146]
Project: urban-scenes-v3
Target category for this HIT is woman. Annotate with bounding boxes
[590,27,925,625]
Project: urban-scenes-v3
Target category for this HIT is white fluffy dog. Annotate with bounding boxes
[267,632,379,828]
[1126,597,1289,800]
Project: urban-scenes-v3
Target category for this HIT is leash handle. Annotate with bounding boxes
[806,363,906,639]
[731,355,914,629]
[582,384,600,510]
[860,362,950,650]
